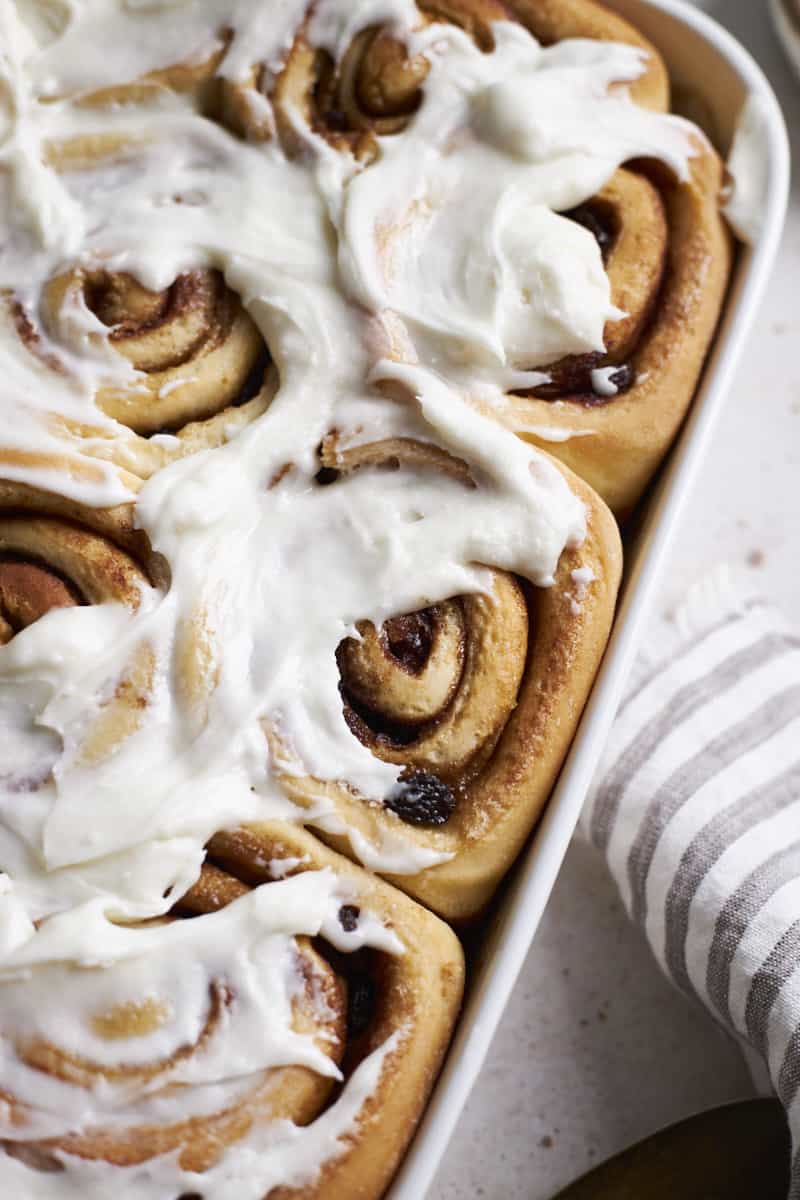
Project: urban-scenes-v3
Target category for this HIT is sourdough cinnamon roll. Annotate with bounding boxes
[23,265,274,481]
[272,14,432,159]
[270,0,731,517]
[0,824,463,1200]
[507,151,733,516]
[42,268,266,437]
[7,99,276,485]
[0,516,141,644]
[0,483,164,777]
[271,437,622,922]
[18,0,730,515]
[269,0,667,158]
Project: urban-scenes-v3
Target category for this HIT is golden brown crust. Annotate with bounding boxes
[27,266,274,482]
[507,150,734,517]
[25,937,346,1174]
[192,822,465,1200]
[10,825,463,1195]
[506,0,669,108]
[0,483,171,767]
[0,478,156,573]
[269,0,668,158]
[272,441,622,921]
[424,463,621,911]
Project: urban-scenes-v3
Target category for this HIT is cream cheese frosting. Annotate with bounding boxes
[723,92,773,246]
[0,0,709,1193]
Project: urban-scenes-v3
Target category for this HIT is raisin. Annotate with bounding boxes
[564,203,615,260]
[325,107,351,133]
[338,904,360,932]
[521,354,636,407]
[383,610,434,673]
[385,770,456,826]
[347,973,375,1037]
[236,346,270,406]
[315,466,340,486]
[601,363,636,396]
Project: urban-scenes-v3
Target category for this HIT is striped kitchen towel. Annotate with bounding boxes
[772,0,800,81]
[583,567,800,1191]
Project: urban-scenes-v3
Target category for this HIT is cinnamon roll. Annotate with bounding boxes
[40,22,230,111]
[0,823,463,1200]
[282,0,729,518]
[18,265,274,482]
[42,268,265,436]
[271,0,667,158]
[43,23,275,144]
[0,487,152,630]
[0,516,141,644]
[271,437,622,922]
[506,151,733,516]
[0,483,164,774]
[7,94,276,484]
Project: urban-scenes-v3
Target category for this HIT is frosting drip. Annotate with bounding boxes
[724,92,772,245]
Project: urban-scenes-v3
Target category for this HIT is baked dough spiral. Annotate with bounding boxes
[39,0,667,155]
[0,824,463,1200]
[2,940,344,1175]
[0,482,162,771]
[261,0,729,517]
[275,436,622,921]
[42,267,266,437]
[507,151,733,516]
[28,265,273,481]
[269,0,666,158]
[0,519,140,645]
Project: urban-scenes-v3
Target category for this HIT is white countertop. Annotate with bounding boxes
[430,3,800,1196]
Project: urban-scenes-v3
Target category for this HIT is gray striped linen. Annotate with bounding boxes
[583,572,800,1191]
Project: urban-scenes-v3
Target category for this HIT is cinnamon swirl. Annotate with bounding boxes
[270,435,621,921]
[270,0,668,159]
[264,0,731,517]
[0,823,463,1199]
[506,151,733,516]
[0,483,165,782]
[11,263,274,483]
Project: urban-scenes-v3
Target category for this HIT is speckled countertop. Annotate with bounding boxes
[429,3,800,1196]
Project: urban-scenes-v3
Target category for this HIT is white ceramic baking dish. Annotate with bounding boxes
[387,2,791,1196]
